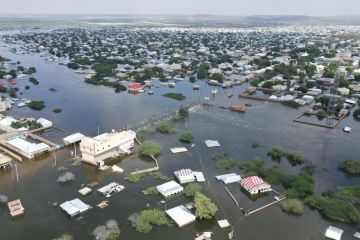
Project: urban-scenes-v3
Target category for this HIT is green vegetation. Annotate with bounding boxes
[137,130,147,142]
[340,186,360,204]
[27,67,37,74]
[339,160,360,175]
[280,100,300,109]
[49,88,57,92]
[67,62,80,70]
[53,108,62,113]
[178,106,189,118]
[11,120,42,130]
[189,76,196,83]
[353,109,360,120]
[27,100,45,111]
[125,172,170,183]
[179,132,194,143]
[29,77,39,85]
[184,183,203,197]
[241,160,314,198]
[25,86,30,90]
[163,92,186,101]
[281,199,304,215]
[211,153,239,170]
[135,209,170,233]
[194,193,218,220]
[156,123,176,134]
[197,63,209,79]
[306,196,360,223]
[252,143,260,149]
[143,186,159,195]
[107,230,120,240]
[267,147,305,166]
[139,141,161,158]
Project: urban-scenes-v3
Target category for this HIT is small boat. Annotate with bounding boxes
[227,93,233,98]
[230,106,246,113]
[245,103,252,107]
[193,84,200,90]
[168,82,176,88]
[211,89,217,95]
[148,90,154,95]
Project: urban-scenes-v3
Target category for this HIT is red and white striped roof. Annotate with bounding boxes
[240,176,268,190]
[174,169,193,177]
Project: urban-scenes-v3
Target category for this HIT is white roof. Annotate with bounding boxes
[205,140,221,148]
[216,173,241,184]
[218,219,230,228]
[193,171,205,182]
[325,226,344,240]
[37,118,52,127]
[63,133,85,145]
[157,180,183,194]
[0,117,16,127]
[7,138,50,155]
[60,198,89,216]
[78,187,92,196]
[97,182,123,194]
[166,205,196,227]
[170,147,188,153]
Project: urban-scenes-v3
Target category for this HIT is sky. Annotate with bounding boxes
[0,0,359,16]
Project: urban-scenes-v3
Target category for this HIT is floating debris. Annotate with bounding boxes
[0,194,8,203]
[92,219,120,240]
[57,172,75,183]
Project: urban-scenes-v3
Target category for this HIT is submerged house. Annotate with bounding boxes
[60,198,90,218]
[174,169,196,184]
[79,130,136,166]
[128,83,144,93]
[166,205,196,227]
[240,176,271,195]
[156,180,183,198]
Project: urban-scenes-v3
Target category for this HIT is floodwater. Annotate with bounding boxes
[0,36,359,240]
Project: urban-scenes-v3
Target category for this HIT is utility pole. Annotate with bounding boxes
[97,126,100,136]
[15,163,19,182]
[53,151,57,166]
[74,143,77,158]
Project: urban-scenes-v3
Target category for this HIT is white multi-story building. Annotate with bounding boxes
[80,130,136,165]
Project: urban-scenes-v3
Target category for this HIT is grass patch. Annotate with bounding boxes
[142,186,159,195]
[156,123,176,134]
[339,160,360,175]
[216,160,238,170]
[125,172,170,183]
[267,147,305,166]
[306,196,360,223]
[184,183,203,197]
[281,199,304,215]
[179,132,194,143]
[163,92,186,101]
[252,143,260,149]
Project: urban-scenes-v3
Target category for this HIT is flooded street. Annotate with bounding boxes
[0,39,359,240]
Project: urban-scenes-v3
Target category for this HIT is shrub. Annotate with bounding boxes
[306,196,360,223]
[163,92,186,101]
[49,88,57,92]
[135,209,170,233]
[280,100,300,108]
[339,160,360,175]
[194,193,218,220]
[178,106,189,118]
[179,132,194,143]
[139,141,161,157]
[143,186,159,195]
[53,108,62,113]
[184,183,203,197]
[29,77,39,85]
[52,234,74,240]
[27,100,45,110]
[216,160,238,170]
[156,123,176,134]
[281,199,304,215]
[267,147,305,166]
